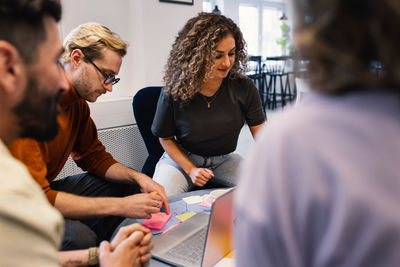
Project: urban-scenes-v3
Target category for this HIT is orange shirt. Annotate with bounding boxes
[8,86,117,205]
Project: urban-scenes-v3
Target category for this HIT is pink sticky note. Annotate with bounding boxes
[199,202,212,208]
[200,196,213,208]
[163,221,182,234]
[142,212,172,231]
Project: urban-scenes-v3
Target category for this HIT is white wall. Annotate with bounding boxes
[60,0,202,129]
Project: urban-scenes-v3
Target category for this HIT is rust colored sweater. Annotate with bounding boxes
[8,86,117,205]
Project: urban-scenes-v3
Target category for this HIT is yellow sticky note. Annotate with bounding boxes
[176,212,196,222]
[224,250,235,258]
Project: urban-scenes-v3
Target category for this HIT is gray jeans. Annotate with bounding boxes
[153,151,242,196]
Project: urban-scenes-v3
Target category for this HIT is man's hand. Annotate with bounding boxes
[189,167,214,187]
[111,223,150,247]
[99,231,144,267]
[138,231,153,266]
[120,193,164,219]
[104,163,170,214]
[134,172,170,214]
[111,223,153,266]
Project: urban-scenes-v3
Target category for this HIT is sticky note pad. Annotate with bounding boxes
[176,211,196,222]
[163,221,182,234]
[182,195,203,204]
[169,200,188,215]
[142,212,172,231]
[199,195,213,208]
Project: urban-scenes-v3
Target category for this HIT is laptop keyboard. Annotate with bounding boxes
[165,226,208,266]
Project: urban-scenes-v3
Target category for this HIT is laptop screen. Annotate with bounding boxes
[202,188,234,266]
[152,188,234,267]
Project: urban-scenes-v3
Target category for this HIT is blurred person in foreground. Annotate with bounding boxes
[0,0,152,266]
[235,0,400,266]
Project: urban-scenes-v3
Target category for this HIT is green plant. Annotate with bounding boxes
[276,22,293,55]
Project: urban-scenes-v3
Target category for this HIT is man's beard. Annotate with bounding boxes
[12,73,64,142]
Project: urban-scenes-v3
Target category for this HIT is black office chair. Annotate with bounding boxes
[133,86,227,190]
[132,86,164,177]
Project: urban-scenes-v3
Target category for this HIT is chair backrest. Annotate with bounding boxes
[247,55,262,75]
[264,56,292,75]
[132,86,164,177]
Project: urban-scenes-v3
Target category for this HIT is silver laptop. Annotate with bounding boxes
[152,188,234,267]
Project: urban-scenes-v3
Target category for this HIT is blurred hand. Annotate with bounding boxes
[99,231,144,267]
[111,223,150,248]
[111,223,153,266]
[189,168,214,187]
[138,231,153,266]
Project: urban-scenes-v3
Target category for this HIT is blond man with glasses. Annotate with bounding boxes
[8,22,169,252]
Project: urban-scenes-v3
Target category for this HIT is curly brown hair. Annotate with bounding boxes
[293,0,400,93]
[164,12,247,104]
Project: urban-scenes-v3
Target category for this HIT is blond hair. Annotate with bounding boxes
[62,22,127,62]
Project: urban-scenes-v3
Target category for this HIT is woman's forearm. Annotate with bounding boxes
[159,137,196,175]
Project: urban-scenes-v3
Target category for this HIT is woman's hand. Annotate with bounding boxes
[189,167,214,187]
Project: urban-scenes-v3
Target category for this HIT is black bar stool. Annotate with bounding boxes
[247,56,268,114]
[264,56,296,109]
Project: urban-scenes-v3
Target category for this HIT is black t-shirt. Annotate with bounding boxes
[151,77,265,156]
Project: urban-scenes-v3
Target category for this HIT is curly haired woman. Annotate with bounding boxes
[151,13,265,196]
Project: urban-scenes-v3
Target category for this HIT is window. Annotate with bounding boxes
[262,6,282,56]
[239,4,259,56]
[238,1,286,57]
[203,1,212,12]
[204,0,287,57]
